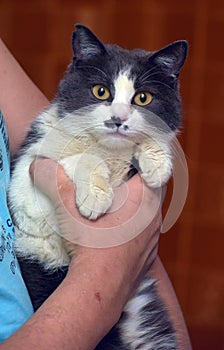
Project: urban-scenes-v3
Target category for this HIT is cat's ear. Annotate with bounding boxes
[72,24,107,60]
[151,40,188,76]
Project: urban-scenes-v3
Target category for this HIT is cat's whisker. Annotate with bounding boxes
[148,79,176,92]
[77,65,108,79]
[140,66,160,81]
[140,75,176,93]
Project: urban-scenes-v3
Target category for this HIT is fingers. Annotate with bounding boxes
[29,157,74,204]
[30,158,162,248]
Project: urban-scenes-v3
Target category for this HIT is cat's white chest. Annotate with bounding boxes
[8,103,172,268]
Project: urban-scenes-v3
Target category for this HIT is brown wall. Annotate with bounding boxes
[1,0,224,349]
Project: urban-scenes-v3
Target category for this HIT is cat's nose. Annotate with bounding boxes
[111,116,122,127]
[104,116,123,128]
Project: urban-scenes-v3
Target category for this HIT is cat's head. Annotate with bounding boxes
[57,24,188,146]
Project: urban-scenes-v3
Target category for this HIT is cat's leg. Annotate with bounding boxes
[135,141,172,188]
[118,278,177,350]
[18,257,68,311]
[59,154,113,220]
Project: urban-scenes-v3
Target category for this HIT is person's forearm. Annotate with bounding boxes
[1,255,192,350]
[150,256,192,350]
[0,246,136,350]
[0,259,118,350]
[0,38,49,155]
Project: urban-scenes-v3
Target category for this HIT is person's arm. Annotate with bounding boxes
[30,159,192,349]
[1,166,162,350]
[0,38,49,155]
[32,159,192,350]
[8,160,191,350]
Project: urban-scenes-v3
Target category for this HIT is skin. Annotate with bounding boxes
[0,38,49,155]
[0,37,192,349]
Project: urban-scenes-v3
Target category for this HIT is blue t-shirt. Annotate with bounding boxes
[0,111,33,342]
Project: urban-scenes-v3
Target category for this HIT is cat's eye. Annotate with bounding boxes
[92,85,111,100]
[133,92,153,106]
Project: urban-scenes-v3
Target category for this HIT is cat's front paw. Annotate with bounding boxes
[139,154,172,188]
[76,177,113,220]
[60,153,113,219]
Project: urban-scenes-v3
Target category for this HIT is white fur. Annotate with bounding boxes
[119,279,156,350]
[9,73,174,268]
[113,70,135,105]
[119,278,176,349]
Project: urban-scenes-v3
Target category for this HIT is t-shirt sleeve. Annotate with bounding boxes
[0,111,33,342]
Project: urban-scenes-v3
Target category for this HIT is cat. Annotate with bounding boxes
[8,24,188,349]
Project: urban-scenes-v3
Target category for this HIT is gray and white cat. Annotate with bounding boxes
[8,24,188,349]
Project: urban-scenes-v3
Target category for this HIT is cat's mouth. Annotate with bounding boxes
[106,127,130,137]
[104,117,132,137]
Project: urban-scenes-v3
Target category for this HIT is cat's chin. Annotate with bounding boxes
[105,128,137,139]
[106,131,129,138]
[98,133,136,150]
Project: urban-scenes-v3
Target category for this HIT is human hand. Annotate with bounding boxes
[29,158,163,316]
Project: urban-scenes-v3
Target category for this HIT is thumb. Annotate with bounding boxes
[29,157,75,204]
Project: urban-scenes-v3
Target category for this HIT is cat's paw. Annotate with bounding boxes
[76,177,113,220]
[139,154,172,188]
[60,153,113,219]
